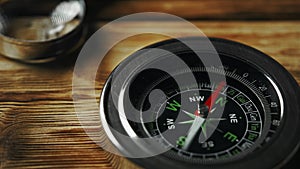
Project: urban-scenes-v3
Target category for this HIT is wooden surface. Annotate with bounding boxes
[0,20,299,169]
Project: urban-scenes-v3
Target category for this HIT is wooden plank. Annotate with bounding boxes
[0,21,300,169]
[86,0,300,20]
[94,21,300,83]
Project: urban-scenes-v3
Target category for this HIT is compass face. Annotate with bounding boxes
[100,38,300,169]
[153,88,261,158]
[140,54,276,161]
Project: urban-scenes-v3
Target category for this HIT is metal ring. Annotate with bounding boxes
[0,0,86,62]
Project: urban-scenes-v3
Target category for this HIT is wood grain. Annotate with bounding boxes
[0,21,300,169]
[86,0,300,20]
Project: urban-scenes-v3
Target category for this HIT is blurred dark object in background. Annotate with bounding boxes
[85,0,300,21]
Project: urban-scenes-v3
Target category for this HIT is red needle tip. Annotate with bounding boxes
[194,110,200,116]
[204,81,226,111]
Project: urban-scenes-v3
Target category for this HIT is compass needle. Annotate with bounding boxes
[182,116,205,150]
[201,122,208,139]
[182,110,196,119]
[178,120,194,125]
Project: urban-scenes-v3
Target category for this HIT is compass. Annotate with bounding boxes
[100,37,300,169]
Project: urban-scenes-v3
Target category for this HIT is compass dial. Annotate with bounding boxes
[152,87,261,158]
[100,38,300,169]
[140,56,275,162]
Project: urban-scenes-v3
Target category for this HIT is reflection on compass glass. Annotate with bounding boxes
[101,38,300,169]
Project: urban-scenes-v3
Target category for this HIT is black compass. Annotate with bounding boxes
[100,37,300,169]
